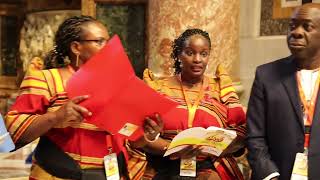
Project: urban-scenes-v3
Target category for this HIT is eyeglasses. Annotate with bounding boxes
[78,38,107,46]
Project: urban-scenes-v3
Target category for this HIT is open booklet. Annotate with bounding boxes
[163,126,237,157]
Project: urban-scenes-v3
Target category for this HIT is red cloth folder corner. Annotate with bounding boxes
[66,35,178,140]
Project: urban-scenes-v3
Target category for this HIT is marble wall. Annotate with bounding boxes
[19,10,80,71]
[240,0,290,106]
[147,0,240,81]
[260,0,290,36]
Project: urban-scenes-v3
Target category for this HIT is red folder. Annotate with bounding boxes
[66,35,178,140]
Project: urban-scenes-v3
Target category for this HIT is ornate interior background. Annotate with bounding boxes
[19,10,80,71]
[260,0,290,36]
[96,4,146,78]
[147,0,240,80]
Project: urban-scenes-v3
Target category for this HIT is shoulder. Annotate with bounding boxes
[256,56,292,73]
[143,68,175,90]
[21,69,47,88]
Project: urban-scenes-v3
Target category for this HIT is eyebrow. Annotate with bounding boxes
[291,18,312,22]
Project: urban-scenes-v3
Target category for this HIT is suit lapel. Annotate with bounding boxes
[312,86,320,127]
[281,57,304,132]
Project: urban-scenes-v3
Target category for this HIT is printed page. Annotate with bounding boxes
[200,126,237,156]
[164,126,236,157]
[164,127,206,156]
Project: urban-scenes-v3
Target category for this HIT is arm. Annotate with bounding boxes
[15,95,90,148]
[246,69,279,179]
[130,113,170,155]
[5,70,91,148]
[216,64,246,156]
[140,115,203,158]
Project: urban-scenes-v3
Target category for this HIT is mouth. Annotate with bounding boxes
[288,41,306,49]
[191,66,203,72]
[289,44,306,50]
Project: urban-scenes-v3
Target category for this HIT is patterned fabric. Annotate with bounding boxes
[5,67,146,180]
[142,64,246,180]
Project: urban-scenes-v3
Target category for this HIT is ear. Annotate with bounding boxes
[70,41,81,56]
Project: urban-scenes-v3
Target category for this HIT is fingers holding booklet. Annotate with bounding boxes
[163,126,237,158]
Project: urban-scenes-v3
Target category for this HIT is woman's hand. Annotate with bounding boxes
[143,113,163,141]
[130,113,164,148]
[53,95,91,127]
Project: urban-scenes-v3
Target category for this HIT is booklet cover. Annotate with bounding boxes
[66,35,178,140]
[0,114,15,152]
[163,126,237,157]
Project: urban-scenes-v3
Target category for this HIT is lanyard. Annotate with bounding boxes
[296,71,320,148]
[106,134,113,154]
[178,76,206,128]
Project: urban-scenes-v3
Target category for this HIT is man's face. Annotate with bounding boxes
[287,6,320,59]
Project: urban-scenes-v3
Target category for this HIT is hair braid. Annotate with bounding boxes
[171,28,211,74]
[45,16,97,69]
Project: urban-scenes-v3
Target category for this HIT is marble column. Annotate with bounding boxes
[19,10,80,72]
[147,0,240,82]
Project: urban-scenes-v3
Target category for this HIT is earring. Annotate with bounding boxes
[64,56,71,65]
[178,59,183,68]
[76,54,79,67]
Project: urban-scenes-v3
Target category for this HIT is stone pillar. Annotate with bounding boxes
[19,0,81,72]
[147,0,240,82]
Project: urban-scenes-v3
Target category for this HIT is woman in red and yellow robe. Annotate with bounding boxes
[5,16,146,180]
[141,28,245,180]
[142,64,246,180]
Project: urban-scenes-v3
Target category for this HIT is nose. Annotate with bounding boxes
[290,26,304,39]
[193,54,202,63]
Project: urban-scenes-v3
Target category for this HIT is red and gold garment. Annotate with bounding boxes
[5,67,146,180]
[142,65,246,180]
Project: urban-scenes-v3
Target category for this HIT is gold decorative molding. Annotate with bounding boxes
[81,0,147,17]
[0,4,23,16]
[0,76,18,90]
[82,0,96,17]
[273,0,297,19]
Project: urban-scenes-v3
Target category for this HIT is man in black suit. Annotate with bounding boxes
[246,3,320,180]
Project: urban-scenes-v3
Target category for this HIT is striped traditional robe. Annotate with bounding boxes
[142,64,246,180]
[5,67,146,180]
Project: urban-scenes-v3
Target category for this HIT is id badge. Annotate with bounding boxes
[118,123,138,137]
[291,152,308,180]
[180,156,196,177]
[104,153,120,180]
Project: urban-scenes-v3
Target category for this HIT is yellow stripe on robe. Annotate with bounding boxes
[66,152,104,168]
[20,78,48,90]
[50,69,65,93]
[19,70,51,99]
[220,86,236,97]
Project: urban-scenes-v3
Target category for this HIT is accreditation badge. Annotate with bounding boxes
[104,153,120,180]
[180,156,196,177]
[118,123,138,137]
[291,152,308,180]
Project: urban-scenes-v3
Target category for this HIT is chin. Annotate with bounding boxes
[191,71,204,78]
[291,50,307,59]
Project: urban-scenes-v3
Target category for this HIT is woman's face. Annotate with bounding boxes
[179,35,210,79]
[77,21,110,65]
